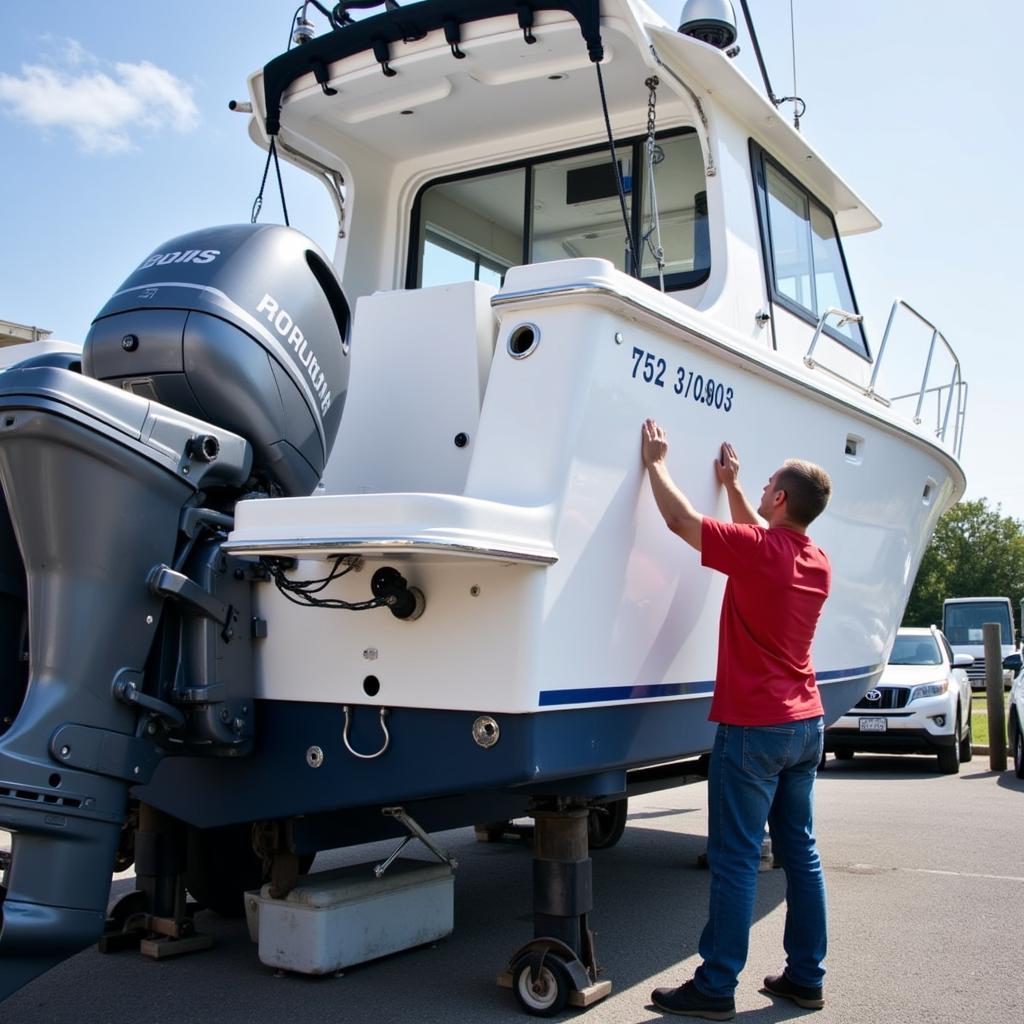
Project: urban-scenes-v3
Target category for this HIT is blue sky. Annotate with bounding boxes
[1,1,1020,517]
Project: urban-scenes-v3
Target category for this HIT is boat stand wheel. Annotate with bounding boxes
[587,798,627,850]
[513,951,572,1017]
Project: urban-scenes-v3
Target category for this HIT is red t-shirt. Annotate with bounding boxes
[701,518,830,725]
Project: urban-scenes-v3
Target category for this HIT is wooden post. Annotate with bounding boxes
[984,622,1007,771]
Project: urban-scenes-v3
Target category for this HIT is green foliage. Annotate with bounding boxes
[905,499,1024,631]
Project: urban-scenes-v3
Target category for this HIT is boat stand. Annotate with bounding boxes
[498,799,612,1016]
[99,804,213,960]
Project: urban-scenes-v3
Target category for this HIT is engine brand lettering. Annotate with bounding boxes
[256,293,332,415]
[139,248,220,270]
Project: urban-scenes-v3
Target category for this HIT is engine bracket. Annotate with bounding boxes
[50,722,163,785]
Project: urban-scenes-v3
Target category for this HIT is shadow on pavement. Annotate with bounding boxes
[817,753,949,779]
[2,815,796,1024]
[995,771,1024,792]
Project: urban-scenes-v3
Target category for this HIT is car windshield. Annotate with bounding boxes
[889,635,942,666]
[942,601,1012,645]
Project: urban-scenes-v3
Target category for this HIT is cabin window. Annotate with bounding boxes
[750,142,869,358]
[528,145,634,269]
[417,168,525,288]
[638,134,709,282]
[409,129,709,291]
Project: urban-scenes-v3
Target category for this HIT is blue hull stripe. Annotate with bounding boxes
[538,663,882,707]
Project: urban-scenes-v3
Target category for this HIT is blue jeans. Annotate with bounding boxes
[693,718,827,998]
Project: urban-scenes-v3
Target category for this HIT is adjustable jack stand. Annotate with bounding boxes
[498,799,612,1015]
[99,803,213,959]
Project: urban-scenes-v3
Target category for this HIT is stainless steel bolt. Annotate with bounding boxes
[60,745,70,757]
[146,615,154,625]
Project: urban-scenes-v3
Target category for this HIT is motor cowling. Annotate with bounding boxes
[84,223,351,497]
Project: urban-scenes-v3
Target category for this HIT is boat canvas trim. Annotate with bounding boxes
[538,663,883,706]
[261,0,605,136]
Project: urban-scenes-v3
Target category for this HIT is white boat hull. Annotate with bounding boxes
[226,260,961,730]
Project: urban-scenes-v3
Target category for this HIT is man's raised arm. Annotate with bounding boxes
[641,419,703,551]
[714,441,760,526]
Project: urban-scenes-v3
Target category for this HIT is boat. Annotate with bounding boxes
[0,0,966,1013]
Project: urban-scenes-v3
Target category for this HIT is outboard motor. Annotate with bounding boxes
[84,223,351,497]
[0,225,350,998]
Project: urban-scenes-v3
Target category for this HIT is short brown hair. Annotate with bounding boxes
[776,459,832,526]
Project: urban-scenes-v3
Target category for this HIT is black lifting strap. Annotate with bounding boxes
[443,17,466,59]
[516,3,537,45]
[251,136,290,227]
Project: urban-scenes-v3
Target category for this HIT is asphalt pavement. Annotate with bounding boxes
[3,753,1022,1024]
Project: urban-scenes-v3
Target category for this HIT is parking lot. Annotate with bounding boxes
[3,755,1022,1024]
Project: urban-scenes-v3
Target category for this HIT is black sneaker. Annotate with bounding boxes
[651,980,736,1020]
[761,972,824,1009]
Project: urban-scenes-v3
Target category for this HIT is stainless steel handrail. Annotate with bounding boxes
[803,307,864,370]
[802,298,966,458]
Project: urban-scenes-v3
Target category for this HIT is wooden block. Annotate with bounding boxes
[139,934,214,960]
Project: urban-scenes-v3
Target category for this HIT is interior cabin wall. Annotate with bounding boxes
[420,191,522,270]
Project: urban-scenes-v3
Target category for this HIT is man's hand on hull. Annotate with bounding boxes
[715,441,740,486]
[641,417,669,469]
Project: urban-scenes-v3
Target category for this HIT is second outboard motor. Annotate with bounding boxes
[0,369,251,998]
[0,224,349,999]
[84,223,351,497]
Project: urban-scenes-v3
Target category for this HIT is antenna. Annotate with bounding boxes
[736,0,806,130]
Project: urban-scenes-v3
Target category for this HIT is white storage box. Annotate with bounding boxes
[255,859,454,974]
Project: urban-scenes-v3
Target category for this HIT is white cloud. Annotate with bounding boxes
[62,39,94,69]
[0,41,199,154]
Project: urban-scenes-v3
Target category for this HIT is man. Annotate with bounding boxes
[640,419,832,1021]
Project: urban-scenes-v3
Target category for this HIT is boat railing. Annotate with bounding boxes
[803,299,966,459]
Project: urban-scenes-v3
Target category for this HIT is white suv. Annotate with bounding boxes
[823,627,973,774]
[1008,664,1024,778]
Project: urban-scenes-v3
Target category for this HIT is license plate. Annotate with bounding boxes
[859,717,887,733]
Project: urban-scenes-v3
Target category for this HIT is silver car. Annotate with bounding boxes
[823,627,973,774]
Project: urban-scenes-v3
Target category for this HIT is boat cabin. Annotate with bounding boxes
[249,0,884,406]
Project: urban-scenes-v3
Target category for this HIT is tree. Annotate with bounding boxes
[904,499,1024,631]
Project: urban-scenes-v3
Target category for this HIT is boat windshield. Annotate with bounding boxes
[409,129,709,290]
[942,602,1013,645]
[751,143,868,358]
[889,635,942,666]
